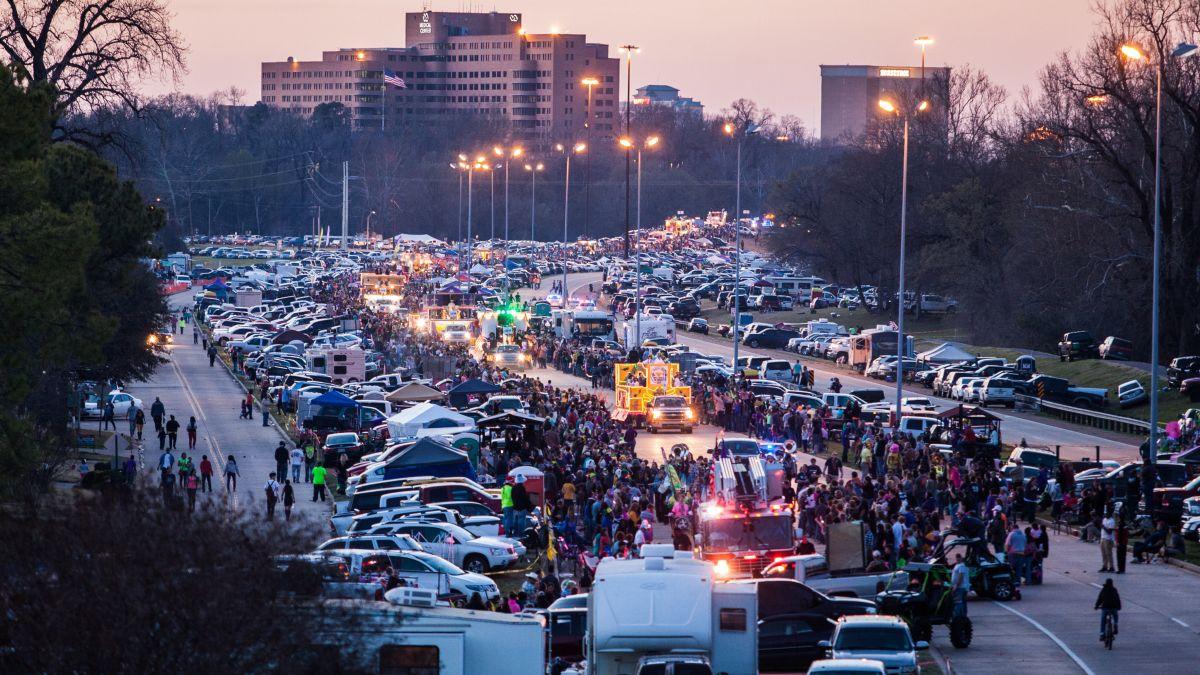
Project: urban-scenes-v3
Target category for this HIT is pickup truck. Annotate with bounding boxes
[760,553,908,598]
[1058,330,1099,361]
[646,394,695,433]
[1019,374,1107,409]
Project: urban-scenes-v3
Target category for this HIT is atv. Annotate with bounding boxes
[932,536,1020,601]
[876,562,973,649]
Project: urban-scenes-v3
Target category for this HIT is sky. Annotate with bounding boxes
[151,0,1100,133]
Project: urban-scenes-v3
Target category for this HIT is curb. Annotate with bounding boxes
[928,641,955,674]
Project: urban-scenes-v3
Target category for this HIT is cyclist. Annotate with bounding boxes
[1094,578,1121,642]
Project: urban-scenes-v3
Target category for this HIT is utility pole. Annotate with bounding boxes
[620,45,638,258]
[341,160,349,250]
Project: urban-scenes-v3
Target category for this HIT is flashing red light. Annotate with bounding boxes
[773,556,784,563]
[744,554,758,560]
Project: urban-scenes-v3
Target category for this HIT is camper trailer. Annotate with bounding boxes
[586,545,757,675]
[621,314,677,347]
[306,347,367,384]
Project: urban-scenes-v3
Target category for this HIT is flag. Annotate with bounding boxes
[382,69,407,89]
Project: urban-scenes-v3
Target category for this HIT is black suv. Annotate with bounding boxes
[1058,331,1098,361]
[668,298,700,319]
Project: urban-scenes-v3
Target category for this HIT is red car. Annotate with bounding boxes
[1154,475,1200,524]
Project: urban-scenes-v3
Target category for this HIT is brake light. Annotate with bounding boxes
[744,554,757,560]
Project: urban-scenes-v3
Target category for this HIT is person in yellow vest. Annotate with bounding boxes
[501,475,515,535]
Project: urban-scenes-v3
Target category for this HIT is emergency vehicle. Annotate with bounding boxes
[696,455,796,578]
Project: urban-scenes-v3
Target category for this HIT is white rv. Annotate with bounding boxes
[555,309,616,341]
[305,347,366,384]
[327,587,546,675]
[621,314,677,347]
[586,545,757,675]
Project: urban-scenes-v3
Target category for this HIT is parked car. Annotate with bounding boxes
[687,317,709,334]
[1167,356,1200,388]
[380,521,519,573]
[820,615,926,675]
[1058,330,1099,361]
[1099,336,1134,360]
[1116,380,1148,408]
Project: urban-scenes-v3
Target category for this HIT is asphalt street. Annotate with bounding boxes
[126,290,328,518]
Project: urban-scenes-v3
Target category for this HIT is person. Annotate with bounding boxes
[157,448,175,485]
[186,416,198,450]
[134,407,145,441]
[101,401,116,431]
[385,568,407,591]
[1094,578,1121,641]
[865,550,889,573]
[157,425,167,452]
[185,472,199,512]
[1099,507,1116,573]
[282,479,295,521]
[245,392,254,420]
[208,344,217,367]
[950,553,970,618]
[274,441,289,481]
[150,397,165,433]
[193,326,199,345]
[311,463,328,501]
[830,377,842,393]
[1005,522,1029,586]
[127,405,139,440]
[165,414,180,450]
[224,454,239,492]
[264,473,281,519]
[289,444,305,484]
[500,475,515,536]
[199,455,214,492]
[1115,514,1129,573]
[511,474,533,535]
[122,453,137,481]
[1133,521,1167,563]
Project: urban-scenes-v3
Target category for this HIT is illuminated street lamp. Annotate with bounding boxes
[619,44,640,258]
[618,135,661,346]
[556,142,587,302]
[1117,40,1198,467]
[454,156,490,270]
[581,77,600,237]
[723,120,759,373]
[878,96,929,425]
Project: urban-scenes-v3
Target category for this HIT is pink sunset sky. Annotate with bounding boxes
[150,0,1099,132]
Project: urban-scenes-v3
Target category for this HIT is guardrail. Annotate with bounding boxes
[1014,394,1162,437]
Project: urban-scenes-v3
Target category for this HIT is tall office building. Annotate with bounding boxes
[820,64,951,141]
[261,11,620,134]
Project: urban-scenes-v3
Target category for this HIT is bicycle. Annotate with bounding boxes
[1102,610,1116,650]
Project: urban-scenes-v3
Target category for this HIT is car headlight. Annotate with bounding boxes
[714,559,730,577]
[685,409,695,420]
[652,410,663,419]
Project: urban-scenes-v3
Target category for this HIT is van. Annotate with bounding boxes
[895,416,939,437]
[1007,447,1059,471]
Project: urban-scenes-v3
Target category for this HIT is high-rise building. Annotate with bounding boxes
[631,85,703,116]
[260,11,620,134]
[820,64,951,141]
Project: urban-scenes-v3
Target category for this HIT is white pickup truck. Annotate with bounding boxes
[760,553,908,599]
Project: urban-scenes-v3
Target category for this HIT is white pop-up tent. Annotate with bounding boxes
[386,401,474,439]
[916,342,976,364]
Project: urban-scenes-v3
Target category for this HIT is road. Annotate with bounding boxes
[126,290,328,518]
[522,276,1200,674]
[550,272,1141,463]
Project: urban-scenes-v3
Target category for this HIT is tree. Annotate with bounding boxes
[0,0,186,143]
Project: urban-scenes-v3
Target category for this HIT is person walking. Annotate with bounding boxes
[224,454,239,492]
[186,416,198,450]
[283,479,295,521]
[289,444,304,484]
[207,344,217,367]
[150,397,165,433]
[127,405,139,440]
[199,455,213,493]
[274,442,289,482]
[303,438,316,484]
[193,326,199,345]
[101,401,116,431]
[165,414,180,450]
[1116,514,1129,574]
[1005,522,1029,587]
[186,472,199,512]
[264,473,281,520]
[1099,506,1116,573]
[157,448,175,486]
[311,463,328,501]
[156,425,167,452]
[134,407,145,441]
[950,553,970,618]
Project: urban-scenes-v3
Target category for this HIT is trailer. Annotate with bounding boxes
[553,309,615,341]
[621,314,676,347]
[612,361,692,427]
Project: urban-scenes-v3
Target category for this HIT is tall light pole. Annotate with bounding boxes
[1119,41,1198,465]
[525,162,544,242]
[914,36,933,92]
[556,142,587,304]
[724,121,758,374]
[581,77,600,238]
[454,156,466,248]
[619,45,639,259]
[879,97,929,425]
[366,210,376,246]
[493,146,523,269]
[620,134,661,348]
[489,163,496,240]
[458,155,490,271]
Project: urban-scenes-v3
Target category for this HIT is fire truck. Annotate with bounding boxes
[696,455,796,578]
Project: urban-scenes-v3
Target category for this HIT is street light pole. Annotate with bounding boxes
[489,167,496,240]
[466,167,474,271]
[582,77,599,238]
[620,45,639,259]
[724,122,755,374]
[525,163,543,242]
[620,135,660,348]
[878,97,928,425]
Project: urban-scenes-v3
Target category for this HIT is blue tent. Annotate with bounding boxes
[379,437,476,481]
[311,391,359,408]
[447,379,502,408]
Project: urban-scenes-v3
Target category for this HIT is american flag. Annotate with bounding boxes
[382,69,407,89]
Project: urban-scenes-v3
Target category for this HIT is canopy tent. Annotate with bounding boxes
[378,437,476,481]
[385,382,446,403]
[395,233,445,244]
[386,401,474,439]
[476,410,546,429]
[938,404,1002,423]
[916,342,975,364]
[469,263,490,275]
[447,379,502,408]
[311,390,359,408]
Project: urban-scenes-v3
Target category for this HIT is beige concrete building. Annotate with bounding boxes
[820,64,951,141]
[261,11,620,135]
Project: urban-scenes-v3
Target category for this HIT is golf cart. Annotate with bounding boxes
[933,535,1019,602]
[875,562,973,648]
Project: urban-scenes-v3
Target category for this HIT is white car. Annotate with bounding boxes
[369,504,505,539]
[383,521,520,573]
[315,534,424,553]
[952,377,982,401]
[83,390,143,419]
